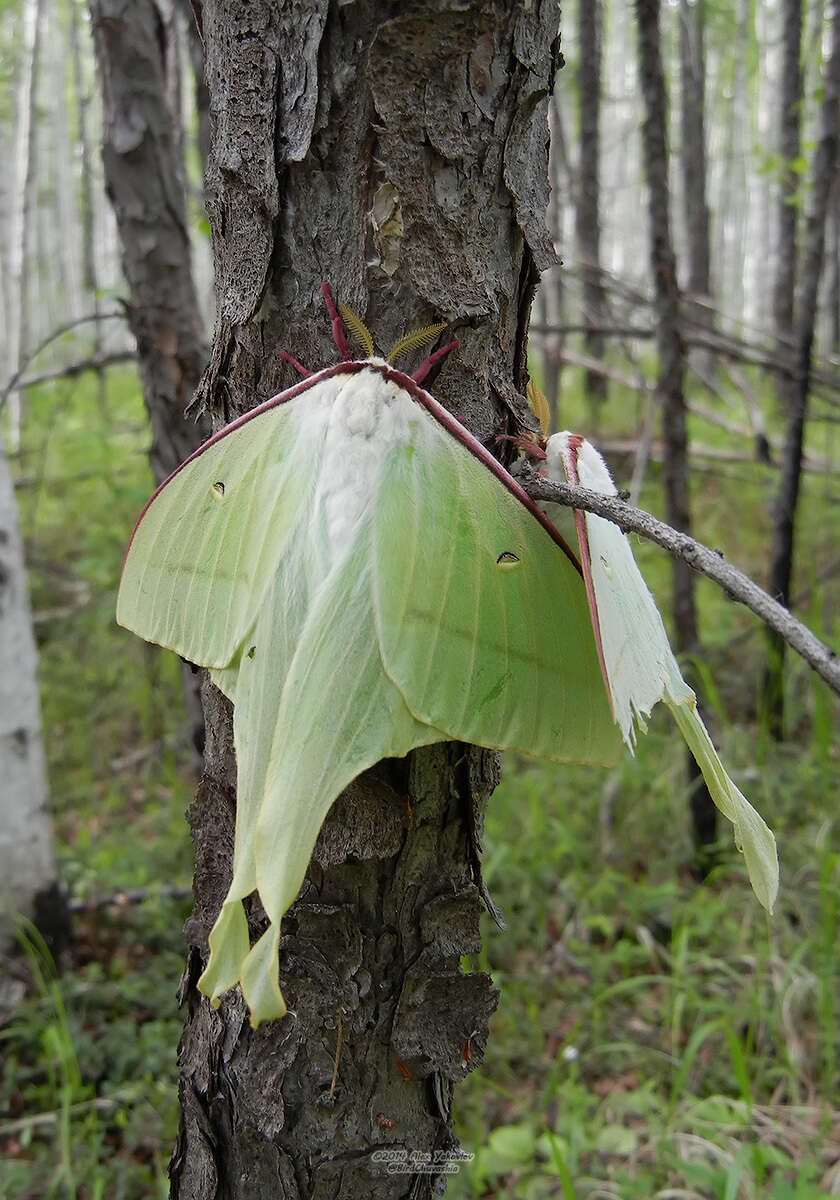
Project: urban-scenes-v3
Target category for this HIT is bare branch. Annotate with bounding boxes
[521,470,840,695]
[0,309,129,407]
[18,351,136,389]
[0,1088,145,1138]
[68,884,192,911]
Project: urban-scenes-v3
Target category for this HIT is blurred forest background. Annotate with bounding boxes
[0,0,839,1196]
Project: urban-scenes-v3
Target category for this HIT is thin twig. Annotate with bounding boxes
[108,734,184,774]
[0,310,128,406]
[0,1088,142,1138]
[532,345,829,471]
[68,885,192,912]
[17,351,136,389]
[521,471,840,695]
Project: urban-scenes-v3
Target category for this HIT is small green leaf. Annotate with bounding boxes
[594,1123,638,1156]
[484,1123,537,1172]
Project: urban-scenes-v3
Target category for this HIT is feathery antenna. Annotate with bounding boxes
[338,302,375,358]
[387,323,447,364]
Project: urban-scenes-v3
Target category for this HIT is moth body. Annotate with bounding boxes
[319,366,413,554]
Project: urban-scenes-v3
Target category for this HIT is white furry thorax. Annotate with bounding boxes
[544,431,618,496]
[317,365,415,554]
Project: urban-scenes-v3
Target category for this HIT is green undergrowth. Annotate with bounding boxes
[2,362,838,1198]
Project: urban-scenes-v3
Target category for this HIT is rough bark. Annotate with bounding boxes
[635,0,717,864]
[169,2,560,1195]
[678,0,712,312]
[765,0,840,732]
[576,0,608,417]
[774,0,804,339]
[0,429,67,955]
[89,0,209,483]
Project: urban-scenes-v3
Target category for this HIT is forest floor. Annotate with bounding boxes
[1,365,838,1199]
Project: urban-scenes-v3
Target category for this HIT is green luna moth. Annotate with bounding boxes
[116,285,776,1027]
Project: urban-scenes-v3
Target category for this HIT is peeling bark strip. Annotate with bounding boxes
[172,3,559,1196]
[89,0,209,483]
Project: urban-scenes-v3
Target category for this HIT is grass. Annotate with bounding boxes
[1,360,838,1198]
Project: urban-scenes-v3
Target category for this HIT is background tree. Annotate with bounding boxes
[89,0,210,748]
[5,0,43,450]
[88,0,208,484]
[678,0,712,323]
[576,0,608,423]
[774,0,804,340]
[635,0,717,861]
[0,428,64,953]
[766,0,840,732]
[68,0,105,396]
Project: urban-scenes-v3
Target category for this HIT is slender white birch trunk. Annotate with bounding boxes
[6,0,44,448]
[54,5,84,325]
[0,428,58,948]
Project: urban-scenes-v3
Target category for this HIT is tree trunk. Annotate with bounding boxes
[53,12,83,326]
[754,0,776,328]
[765,0,840,732]
[69,0,98,305]
[69,0,107,403]
[90,0,211,756]
[830,177,840,351]
[636,0,697,653]
[168,2,559,1195]
[774,0,804,339]
[0,430,67,954]
[765,0,803,731]
[89,0,209,484]
[678,0,712,315]
[725,0,750,320]
[6,0,44,450]
[576,0,608,420]
[635,0,717,867]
